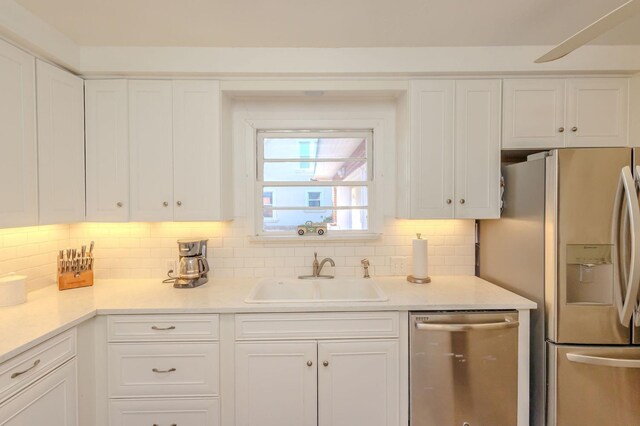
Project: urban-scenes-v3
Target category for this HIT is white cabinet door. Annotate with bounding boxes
[36,60,85,225]
[566,78,629,147]
[317,340,399,426]
[172,80,221,221]
[0,40,38,228]
[502,79,566,149]
[235,341,317,426]
[0,359,77,425]
[454,80,502,219]
[85,80,129,222]
[128,80,173,221]
[409,80,455,218]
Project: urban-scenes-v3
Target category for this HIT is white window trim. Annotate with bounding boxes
[246,123,383,239]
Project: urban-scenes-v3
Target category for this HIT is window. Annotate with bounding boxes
[256,130,373,235]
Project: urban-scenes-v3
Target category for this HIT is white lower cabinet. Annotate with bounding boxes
[234,312,401,426]
[317,340,399,426]
[109,398,220,426]
[107,314,221,426]
[0,359,77,425]
[235,341,318,426]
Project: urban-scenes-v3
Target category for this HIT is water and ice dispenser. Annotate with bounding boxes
[566,244,613,304]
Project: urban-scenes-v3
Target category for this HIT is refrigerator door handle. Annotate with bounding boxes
[567,352,640,368]
[613,166,640,326]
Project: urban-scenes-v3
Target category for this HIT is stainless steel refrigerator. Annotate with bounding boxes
[479,148,640,426]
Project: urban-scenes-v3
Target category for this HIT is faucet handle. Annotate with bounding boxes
[314,252,318,260]
[361,258,370,266]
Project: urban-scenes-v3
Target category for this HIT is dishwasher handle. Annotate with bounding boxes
[414,318,519,332]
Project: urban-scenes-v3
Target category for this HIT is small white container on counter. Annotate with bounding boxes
[0,273,27,307]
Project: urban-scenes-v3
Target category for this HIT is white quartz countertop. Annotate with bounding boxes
[0,275,535,363]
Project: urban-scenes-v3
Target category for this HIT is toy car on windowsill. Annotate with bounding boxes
[297,221,327,236]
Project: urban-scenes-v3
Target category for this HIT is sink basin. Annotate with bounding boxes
[245,277,388,303]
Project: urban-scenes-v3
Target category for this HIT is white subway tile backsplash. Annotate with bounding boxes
[0,218,476,291]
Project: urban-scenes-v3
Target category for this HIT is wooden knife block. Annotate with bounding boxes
[57,255,94,291]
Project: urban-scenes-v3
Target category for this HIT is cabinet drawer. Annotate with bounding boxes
[108,342,219,397]
[108,314,219,342]
[109,398,220,426]
[235,312,399,340]
[0,329,76,403]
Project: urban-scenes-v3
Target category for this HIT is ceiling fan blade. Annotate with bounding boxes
[535,0,640,63]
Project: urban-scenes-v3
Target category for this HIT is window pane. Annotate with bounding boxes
[263,160,367,182]
[263,137,367,160]
[262,186,368,208]
[261,208,368,232]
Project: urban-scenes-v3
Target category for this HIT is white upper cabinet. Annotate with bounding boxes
[85,80,129,222]
[407,80,455,218]
[502,79,565,149]
[503,78,629,149]
[128,80,174,221]
[401,79,501,219]
[454,80,501,219]
[0,40,38,228]
[36,60,85,225]
[172,80,224,221]
[566,78,629,147]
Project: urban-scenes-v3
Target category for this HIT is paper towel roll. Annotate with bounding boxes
[412,234,429,279]
[0,273,27,307]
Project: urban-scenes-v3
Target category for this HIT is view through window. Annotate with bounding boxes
[256,131,373,235]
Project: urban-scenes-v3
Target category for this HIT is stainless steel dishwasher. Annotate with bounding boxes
[410,311,519,426]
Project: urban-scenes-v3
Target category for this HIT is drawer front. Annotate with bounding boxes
[108,315,219,342]
[235,312,399,340]
[109,398,220,426]
[108,342,219,397]
[0,329,76,403]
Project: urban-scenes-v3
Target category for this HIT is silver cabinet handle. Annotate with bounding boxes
[176,201,182,207]
[306,360,313,366]
[151,325,176,331]
[11,359,41,379]
[415,319,519,331]
[152,368,176,373]
[558,127,565,133]
[162,201,169,207]
[571,126,578,132]
[116,202,123,208]
[153,424,177,426]
[459,199,465,204]
[446,199,452,204]
[323,361,329,367]
[567,352,640,368]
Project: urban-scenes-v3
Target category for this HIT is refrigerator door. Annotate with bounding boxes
[548,343,640,426]
[612,166,640,326]
[547,148,632,344]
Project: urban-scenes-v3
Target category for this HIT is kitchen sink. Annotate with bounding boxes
[245,277,388,303]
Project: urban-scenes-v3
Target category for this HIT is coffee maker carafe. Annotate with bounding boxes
[173,239,210,288]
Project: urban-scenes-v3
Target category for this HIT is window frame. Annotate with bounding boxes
[255,130,374,237]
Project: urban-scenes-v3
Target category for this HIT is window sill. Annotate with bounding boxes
[249,233,382,243]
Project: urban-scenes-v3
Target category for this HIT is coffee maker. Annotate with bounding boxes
[171,239,210,288]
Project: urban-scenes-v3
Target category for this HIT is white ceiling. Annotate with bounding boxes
[14,0,640,48]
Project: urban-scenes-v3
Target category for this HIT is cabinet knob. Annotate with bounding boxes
[558,127,565,133]
[323,361,329,367]
[571,126,578,132]
[162,201,169,207]
[306,360,313,366]
[116,202,123,208]
[446,199,452,205]
[176,201,182,207]
[460,199,466,204]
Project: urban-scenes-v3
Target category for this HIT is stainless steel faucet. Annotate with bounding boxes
[361,258,370,278]
[299,252,335,279]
